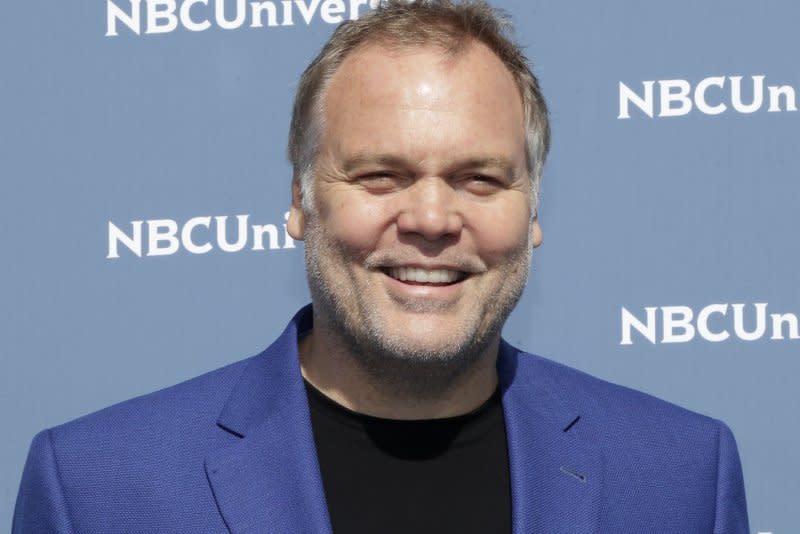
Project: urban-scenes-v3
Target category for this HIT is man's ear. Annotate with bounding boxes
[287,179,306,241]
[530,212,543,248]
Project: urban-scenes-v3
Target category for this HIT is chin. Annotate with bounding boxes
[349,334,487,400]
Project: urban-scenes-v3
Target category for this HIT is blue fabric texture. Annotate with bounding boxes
[14,305,749,533]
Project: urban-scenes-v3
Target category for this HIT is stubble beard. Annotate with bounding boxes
[302,216,532,402]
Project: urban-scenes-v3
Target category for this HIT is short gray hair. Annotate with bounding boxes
[288,0,550,209]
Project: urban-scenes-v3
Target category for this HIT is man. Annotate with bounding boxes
[14,1,748,533]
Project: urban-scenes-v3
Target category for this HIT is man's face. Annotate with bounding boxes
[289,42,542,392]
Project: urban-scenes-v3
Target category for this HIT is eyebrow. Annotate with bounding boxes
[341,153,517,174]
[341,154,410,173]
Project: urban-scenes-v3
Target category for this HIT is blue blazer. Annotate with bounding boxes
[14,306,749,533]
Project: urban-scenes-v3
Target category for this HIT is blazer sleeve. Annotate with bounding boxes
[713,420,749,534]
[13,430,77,534]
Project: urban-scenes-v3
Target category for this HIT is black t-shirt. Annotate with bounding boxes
[305,380,512,534]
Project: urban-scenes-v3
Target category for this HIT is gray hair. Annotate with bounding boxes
[288,0,550,210]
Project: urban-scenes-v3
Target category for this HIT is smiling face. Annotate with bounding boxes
[289,41,542,397]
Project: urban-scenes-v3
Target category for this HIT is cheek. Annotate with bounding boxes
[469,202,532,258]
[320,192,397,250]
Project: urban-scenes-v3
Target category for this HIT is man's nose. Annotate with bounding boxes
[395,177,463,241]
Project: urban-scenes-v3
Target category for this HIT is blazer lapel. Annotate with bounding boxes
[205,307,332,534]
[204,310,602,533]
[498,341,603,534]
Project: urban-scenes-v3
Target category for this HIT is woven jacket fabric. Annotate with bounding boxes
[13,305,749,533]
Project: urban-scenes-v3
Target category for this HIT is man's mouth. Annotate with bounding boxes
[383,267,468,285]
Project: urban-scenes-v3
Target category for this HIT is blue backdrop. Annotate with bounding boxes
[2,2,797,532]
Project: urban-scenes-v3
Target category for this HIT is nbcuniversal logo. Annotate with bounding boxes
[621,303,800,345]
[105,0,379,36]
[107,212,296,258]
[618,75,798,119]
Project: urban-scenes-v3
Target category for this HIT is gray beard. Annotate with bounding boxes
[313,297,498,401]
[302,216,530,402]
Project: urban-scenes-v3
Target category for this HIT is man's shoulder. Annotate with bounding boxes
[40,307,307,458]
[47,354,256,449]
[512,347,726,439]
[506,347,747,531]
[16,354,268,533]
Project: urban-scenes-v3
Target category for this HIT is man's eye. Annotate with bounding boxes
[357,173,401,192]
[463,175,502,194]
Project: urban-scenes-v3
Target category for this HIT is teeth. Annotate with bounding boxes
[388,267,462,284]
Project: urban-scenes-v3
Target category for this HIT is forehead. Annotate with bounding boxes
[325,40,521,108]
[320,41,525,161]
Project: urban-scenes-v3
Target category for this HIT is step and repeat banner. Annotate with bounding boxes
[1,1,797,531]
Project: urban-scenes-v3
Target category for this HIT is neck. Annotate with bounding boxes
[298,321,500,420]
